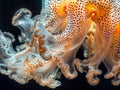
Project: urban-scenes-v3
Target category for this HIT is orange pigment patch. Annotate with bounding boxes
[53,1,67,18]
[113,21,120,36]
[85,2,111,21]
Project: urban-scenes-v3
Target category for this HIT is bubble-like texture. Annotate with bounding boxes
[1,0,120,88]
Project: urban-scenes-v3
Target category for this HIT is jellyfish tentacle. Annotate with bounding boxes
[103,21,120,86]
[55,46,80,79]
[50,0,93,79]
[85,1,120,85]
[75,0,118,85]
[23,54,61,88]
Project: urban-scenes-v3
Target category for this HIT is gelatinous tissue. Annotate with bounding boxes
[1,0,120,88]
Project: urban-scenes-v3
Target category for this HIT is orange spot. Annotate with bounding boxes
[113,21,120,36]
[115,21,120,30]
[85,2,111,21]
[71,31,77,36]
[65,37,72,43]
[37,37,44,45]
[53,1,67,18]
[38,47,46,53]
[64,44,70,50]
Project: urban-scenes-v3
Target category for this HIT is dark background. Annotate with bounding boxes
[0,0,120,90]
